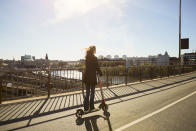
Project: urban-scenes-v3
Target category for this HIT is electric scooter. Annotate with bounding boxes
[75,77,108,118]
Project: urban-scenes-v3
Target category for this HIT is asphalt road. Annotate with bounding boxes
[1,75,196,131]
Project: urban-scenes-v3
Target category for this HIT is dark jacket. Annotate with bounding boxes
[83,55,102,85]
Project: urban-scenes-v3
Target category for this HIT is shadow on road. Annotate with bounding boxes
[76,111,112,131]
[0,93,84,126]
[0,74,195,130]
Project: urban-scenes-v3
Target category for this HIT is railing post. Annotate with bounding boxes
[192,65,194,72]
[182,65,184,74]
[167,66,170,77]
[179,65,182,75]
[82,71,84,88]
[170,66,173,76]
[139,66,142,82]
[82,71,85,97]
[150,66,153,80]
[159,66,162,78]
[0,76,2,104]
[0,72,5,104]
[106,70,109,88]
[47,69,51,98]
[125,68,127,85]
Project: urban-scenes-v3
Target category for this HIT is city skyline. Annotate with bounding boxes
[2,50,170,61]
[0,0,196,60]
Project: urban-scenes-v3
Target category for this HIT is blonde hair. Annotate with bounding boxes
[85,45,96,59]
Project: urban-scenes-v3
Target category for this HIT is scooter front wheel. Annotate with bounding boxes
[76,109,84,118]
[101,104,108,111]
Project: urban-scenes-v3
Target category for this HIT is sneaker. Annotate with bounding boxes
[84,108,89,112]
[90,107,95,111]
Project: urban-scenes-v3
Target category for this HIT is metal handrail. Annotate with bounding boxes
[0,65,195,103]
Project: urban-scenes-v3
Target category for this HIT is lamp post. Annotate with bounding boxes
[179,0,181,65]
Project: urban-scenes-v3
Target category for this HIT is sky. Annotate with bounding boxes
[0,0,196,61]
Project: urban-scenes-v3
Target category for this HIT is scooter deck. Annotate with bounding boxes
[76,108,101,118]
[83,108,100,114]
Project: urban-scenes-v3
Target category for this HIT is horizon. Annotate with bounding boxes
[0,0,196,61]
[0,50,185,61]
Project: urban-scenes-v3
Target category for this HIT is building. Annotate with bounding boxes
[105,55,112,60]
[0,59,4,69]
[66,61,80,68]
[169,57,179,65]
[21,54,35,61]
[122,55,127,60]
[34,59,47,68]
[126,57,150,67]
[21,54,36,68]
[0,59,3,65]
[156,51,169,66]
[113,55,121,60]
[126,51,170,67]
[98,55,104,60]
[182,52,196,65]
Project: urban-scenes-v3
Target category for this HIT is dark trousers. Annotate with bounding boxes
[84,84,95,110]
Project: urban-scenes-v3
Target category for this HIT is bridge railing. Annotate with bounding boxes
[0,65,195,103]
[0,68,84,103]
[100,65,195,87]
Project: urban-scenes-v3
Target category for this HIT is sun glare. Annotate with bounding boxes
[53,0,111,21]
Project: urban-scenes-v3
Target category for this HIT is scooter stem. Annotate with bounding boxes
[99,79,105,102]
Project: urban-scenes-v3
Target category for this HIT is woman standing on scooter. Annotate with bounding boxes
[83,45,102,112]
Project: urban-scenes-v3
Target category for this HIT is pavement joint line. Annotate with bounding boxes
[115,90,196,131]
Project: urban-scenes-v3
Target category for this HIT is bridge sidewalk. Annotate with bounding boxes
[0,72,196,126]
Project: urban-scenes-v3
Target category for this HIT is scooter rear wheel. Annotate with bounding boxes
[76,109,84,118]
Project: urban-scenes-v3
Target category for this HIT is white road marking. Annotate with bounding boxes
[115,90,196,131]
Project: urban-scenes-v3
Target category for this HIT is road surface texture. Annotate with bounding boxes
[0,72,196,131]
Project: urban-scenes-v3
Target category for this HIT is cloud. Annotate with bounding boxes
[48,0,127,24]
